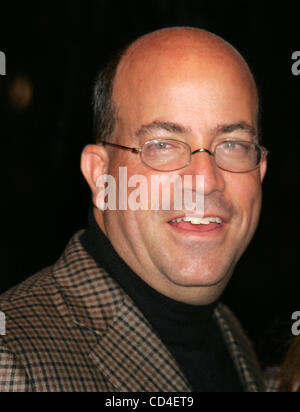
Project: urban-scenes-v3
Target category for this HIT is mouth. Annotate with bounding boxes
[168,215,225,233]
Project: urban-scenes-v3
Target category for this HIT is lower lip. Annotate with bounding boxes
[168,221,225,236]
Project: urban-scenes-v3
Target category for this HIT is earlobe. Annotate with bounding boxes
[259,157,267,182]
[80,144,109,193]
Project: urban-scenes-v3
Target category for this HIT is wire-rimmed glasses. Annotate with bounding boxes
[99,138,269,173]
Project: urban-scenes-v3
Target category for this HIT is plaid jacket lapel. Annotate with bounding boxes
[214,305,266,392]
[89,295,191,392]
[53,231,191,392]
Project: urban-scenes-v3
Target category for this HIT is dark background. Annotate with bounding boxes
[0,1,299,368]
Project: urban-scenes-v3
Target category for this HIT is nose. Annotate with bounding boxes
[184,148,225,195]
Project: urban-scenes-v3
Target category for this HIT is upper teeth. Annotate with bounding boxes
[171,216,222,225]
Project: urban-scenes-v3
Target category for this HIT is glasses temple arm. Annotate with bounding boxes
[100,141,141,153]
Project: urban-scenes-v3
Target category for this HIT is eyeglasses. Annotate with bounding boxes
[99,138,269,173]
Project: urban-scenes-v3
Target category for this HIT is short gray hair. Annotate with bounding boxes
[92,47,128,143]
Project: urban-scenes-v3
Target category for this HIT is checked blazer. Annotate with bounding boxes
[0,230,266,392]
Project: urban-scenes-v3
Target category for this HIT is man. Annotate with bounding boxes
[0,27,268,392]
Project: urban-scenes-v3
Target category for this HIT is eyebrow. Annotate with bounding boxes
[212,122,257,139]
[134,120,257,140]
[135,121,191,139]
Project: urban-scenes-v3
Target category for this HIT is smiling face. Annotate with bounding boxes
[83,28,267,305]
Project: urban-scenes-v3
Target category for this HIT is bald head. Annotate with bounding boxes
[93,27,259,144]
[118,27,253,78]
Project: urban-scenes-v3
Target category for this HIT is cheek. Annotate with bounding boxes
[229,171,263,225]
[107,158,155,225]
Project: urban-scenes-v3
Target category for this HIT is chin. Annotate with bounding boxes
[162,270,230,305]
[165,267,230,288]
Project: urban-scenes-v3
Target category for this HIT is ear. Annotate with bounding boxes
[80,144,109,205]
[259,156,267,182]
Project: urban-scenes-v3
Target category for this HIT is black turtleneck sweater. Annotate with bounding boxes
[80,208,244,392]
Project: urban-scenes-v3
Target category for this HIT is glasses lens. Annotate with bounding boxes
[215,141,262,172]
[142,139,191,171]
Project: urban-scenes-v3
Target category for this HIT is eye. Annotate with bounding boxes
[153,141,172,150]
[145,140,175,155]
[143,139,189,163]
[218,141,249,152]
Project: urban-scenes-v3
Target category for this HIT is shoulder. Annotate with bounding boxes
[0,264,57,306]
[0,230,89,355]
[0,230,109,391]
[0,229,86,317]
[0,262,69,351]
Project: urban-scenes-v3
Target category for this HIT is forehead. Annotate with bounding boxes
[112,31,258,140]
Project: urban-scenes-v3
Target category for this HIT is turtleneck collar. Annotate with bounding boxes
[79,207,218,347]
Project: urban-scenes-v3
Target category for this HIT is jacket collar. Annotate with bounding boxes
[214,304,266,392]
